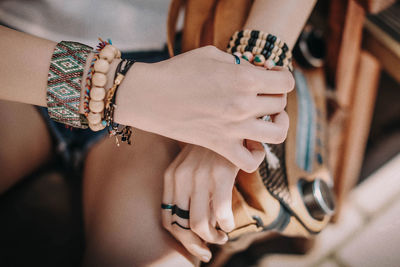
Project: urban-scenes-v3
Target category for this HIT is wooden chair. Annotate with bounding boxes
[326,0,396,219]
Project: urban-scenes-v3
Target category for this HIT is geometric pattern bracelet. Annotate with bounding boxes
[47,41,92,128]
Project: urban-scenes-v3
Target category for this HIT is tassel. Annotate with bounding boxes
[262,143,280,170]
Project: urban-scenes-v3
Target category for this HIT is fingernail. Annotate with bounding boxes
[202,255,211,262]
[222,234,229,243]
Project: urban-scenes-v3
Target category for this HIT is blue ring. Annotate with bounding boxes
[161,203,174,210]
[233,54,241,64]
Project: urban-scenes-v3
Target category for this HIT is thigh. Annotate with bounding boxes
[0,100,52,194]
[83,129,198,266]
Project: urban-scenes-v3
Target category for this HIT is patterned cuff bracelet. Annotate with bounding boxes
[47,41,92,128]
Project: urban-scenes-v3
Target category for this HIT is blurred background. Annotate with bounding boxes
[0,0,399,266]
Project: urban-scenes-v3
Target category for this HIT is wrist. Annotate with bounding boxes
[80,52,121,114]
[112,61,148,127]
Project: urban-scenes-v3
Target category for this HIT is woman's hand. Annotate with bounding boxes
[161,141,264,262]
[114,46,293,172]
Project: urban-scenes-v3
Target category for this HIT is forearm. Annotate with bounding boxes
[243,0,317,49]
[0,26,56,106]
[0,25,118,114]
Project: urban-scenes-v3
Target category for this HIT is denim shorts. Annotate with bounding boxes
[38,46,176,172]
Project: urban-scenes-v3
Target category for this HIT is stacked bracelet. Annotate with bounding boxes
[85,40,122,131]
[84,39,112,117]
[227,29,293,71]
[47,41,92,128]
[47,39,134,145]
[104,59,136,145]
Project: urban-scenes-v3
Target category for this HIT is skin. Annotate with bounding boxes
[0,26,293,173]
[162,0,317,263]
[0,0,317,265]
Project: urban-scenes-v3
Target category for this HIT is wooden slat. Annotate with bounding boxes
[325,0,365,108]
[326,1,366,215]
[334,51,381,214]
[325,0,348,88]
[335,0,366,107]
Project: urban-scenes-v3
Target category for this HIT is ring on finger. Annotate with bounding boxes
[162,204,190,220]
[172,205,190,220]
[161,203,174,210]
[233,54,241,65]
[172,221,191,230]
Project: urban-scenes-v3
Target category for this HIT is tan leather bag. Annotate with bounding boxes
[167,0,336,241]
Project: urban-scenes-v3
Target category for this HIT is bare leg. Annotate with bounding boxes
[83,129,199,266]
[0,100,52,194]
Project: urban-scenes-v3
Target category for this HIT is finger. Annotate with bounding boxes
[209,47,294,95]
[162,146,189,231]
[241,111,289,144]
[172,148,196,221]
[163,148,211,263]
[211,48,258,70]
[222,139,265,172]
[209,46,246,64]
[246,68,295,94]
[251,93,287,117]
[190,170,228,244]
[209,201,217,228]
[170,223,212,262]
[172,171,191,223]
[211,164,237,233]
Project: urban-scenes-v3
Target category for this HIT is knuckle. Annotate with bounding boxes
[190,219,201,232]
[279,96,287,111]
[283,71,295,92]
[191,221,208,237]
[273,126,288,144]
[216,213,229,224]
[211,165,229,179]
[174,165,190,180]
[217,216,234,232]
[229,97,249,118]
[203,45,219,54]
[236,69,255,88]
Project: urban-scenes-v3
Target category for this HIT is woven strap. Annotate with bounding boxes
[259,143,291,204]
[47,41,93,128]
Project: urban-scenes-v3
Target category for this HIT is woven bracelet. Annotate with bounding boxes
[47,41,92,128]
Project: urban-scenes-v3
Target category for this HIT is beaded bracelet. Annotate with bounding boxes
[84,39,112,117]
[227,30,293,71]
[85,39,122,131]
[104,59,136,145]
[47,41,92,128]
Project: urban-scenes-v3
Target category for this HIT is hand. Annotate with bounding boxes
[161,142,264,262]
[114,46,293,172]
